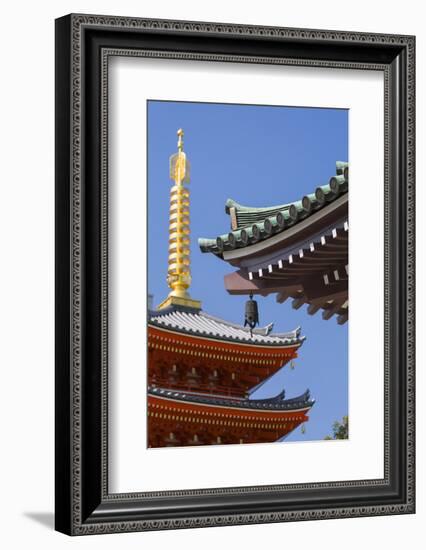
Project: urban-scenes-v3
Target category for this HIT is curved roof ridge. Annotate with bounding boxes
[149,307,305,346]
[225,197,291,215]
[199,310,299,339]
[148,386,315,411]
[282,389,311,404]
[199,161,348,255]
[271,325,302,339]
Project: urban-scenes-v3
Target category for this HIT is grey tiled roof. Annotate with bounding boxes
[149,306,305,347]
[198,161,348,255]
[148,386,314,411]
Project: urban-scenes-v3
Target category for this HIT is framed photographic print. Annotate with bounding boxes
[55,14,415,535]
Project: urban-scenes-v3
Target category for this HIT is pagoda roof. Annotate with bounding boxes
[148,305,305,347]
[198,161,348,258]
[148,386,314,412]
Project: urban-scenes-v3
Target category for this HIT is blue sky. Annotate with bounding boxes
[147,100,348,442]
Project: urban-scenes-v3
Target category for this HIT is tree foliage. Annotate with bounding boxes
[324,415,348,440]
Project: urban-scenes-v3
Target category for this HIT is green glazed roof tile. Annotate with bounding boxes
[198,161,348,255]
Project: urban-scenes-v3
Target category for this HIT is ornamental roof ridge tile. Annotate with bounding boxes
[198,161,348,256]
[148,306,305,346]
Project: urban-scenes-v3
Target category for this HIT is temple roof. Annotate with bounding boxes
[148,386,314,412]
[198,161,348,256]
[148,305,305,347]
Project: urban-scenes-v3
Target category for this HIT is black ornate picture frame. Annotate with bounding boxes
[55,14,415,535]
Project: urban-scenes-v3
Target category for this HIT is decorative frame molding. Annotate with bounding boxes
[55,14,415,535]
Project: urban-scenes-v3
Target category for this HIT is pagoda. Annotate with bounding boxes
[198,162,349,324]
[147,130,314,448]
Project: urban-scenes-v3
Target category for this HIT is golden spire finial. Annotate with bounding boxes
[177,128,184,152]
[157,129,201,311]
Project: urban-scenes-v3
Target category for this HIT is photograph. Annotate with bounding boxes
[147,101,349,448]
